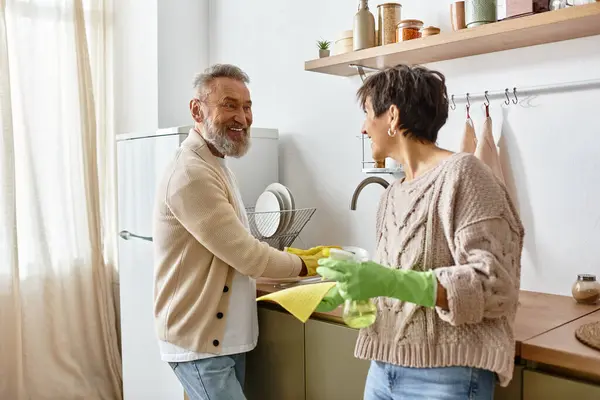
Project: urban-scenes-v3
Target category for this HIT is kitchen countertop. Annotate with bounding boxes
[256,283,600,365]
[513,290,600,355]
[521,309,600,379]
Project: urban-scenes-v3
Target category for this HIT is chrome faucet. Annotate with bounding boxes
[350,177,389,210]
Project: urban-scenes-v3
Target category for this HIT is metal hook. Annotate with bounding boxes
[484,90,490,117]
[512,87,518,104]
[504,88,510,105]
[466,93,471,119]
[450,94,456,110]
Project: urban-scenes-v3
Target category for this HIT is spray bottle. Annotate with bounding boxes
[328,249,377,329]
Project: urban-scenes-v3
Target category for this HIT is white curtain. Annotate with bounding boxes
[0,0,121,399]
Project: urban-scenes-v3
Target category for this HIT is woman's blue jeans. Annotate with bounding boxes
[364,361,496,400]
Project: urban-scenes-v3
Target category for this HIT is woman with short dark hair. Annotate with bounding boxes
[317,64,524,400]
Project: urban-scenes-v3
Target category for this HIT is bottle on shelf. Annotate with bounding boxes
[353,0,376,51]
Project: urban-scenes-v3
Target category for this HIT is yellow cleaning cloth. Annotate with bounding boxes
[256,282,337,323]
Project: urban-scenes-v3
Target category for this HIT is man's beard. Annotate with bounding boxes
[202,117,250,158]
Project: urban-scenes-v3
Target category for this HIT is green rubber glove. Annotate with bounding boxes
[314,285,344,313]
[316,259,437,308]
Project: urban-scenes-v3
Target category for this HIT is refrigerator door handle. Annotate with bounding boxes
[119,230,153,242]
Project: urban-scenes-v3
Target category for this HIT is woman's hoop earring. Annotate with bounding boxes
[388,127,397,137]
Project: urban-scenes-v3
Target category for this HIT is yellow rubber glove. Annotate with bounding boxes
[285,246,342,276]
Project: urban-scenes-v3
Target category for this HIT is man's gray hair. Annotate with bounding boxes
[193,64,250,99]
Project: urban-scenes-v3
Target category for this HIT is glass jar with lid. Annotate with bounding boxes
[377,3,402,45]
[571,274,600,305]
[396,19,423,42]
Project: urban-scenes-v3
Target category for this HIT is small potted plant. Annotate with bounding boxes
[317,39,331,58]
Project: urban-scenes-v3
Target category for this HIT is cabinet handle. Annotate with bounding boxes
[119,230,153,242]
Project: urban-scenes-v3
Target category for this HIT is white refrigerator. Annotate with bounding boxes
[116,126,279,399]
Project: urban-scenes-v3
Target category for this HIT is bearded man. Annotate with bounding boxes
[152,64,307,400]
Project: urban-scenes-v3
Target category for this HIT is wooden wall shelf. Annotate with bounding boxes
[304,3,600,77]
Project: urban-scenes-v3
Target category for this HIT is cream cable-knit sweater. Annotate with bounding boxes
[355,152,524,387]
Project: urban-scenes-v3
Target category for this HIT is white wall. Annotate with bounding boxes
[113,0,210,134]
[209,0,600,296]
[113,0,158,134]
[158,0,210,128]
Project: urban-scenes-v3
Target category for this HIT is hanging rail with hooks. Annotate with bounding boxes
[349,64,600,106]
[451,88,518,111]
[448,78,600,109]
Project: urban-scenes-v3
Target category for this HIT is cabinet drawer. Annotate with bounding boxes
[245,307,305,400]
[305,319,370,400]
[523,369,600,400]
[495,364,522,400]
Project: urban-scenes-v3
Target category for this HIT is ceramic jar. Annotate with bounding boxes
[465,0,497,28]
[422,26,441,37]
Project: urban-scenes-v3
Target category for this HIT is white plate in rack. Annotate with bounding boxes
[265,183,295,234]
[284,185,296,232]
[254,190,282,237]
[266,188,286,235]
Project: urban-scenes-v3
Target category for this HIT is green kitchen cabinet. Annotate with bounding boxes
[495,364,523,400]
[523,369,600,400]
[305,319,370,400]
[246,304,527,400]
[245,306,305,400]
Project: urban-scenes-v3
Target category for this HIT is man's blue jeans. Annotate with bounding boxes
[169,353,246,400]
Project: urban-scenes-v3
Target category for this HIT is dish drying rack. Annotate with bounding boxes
[246,207,316,250]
